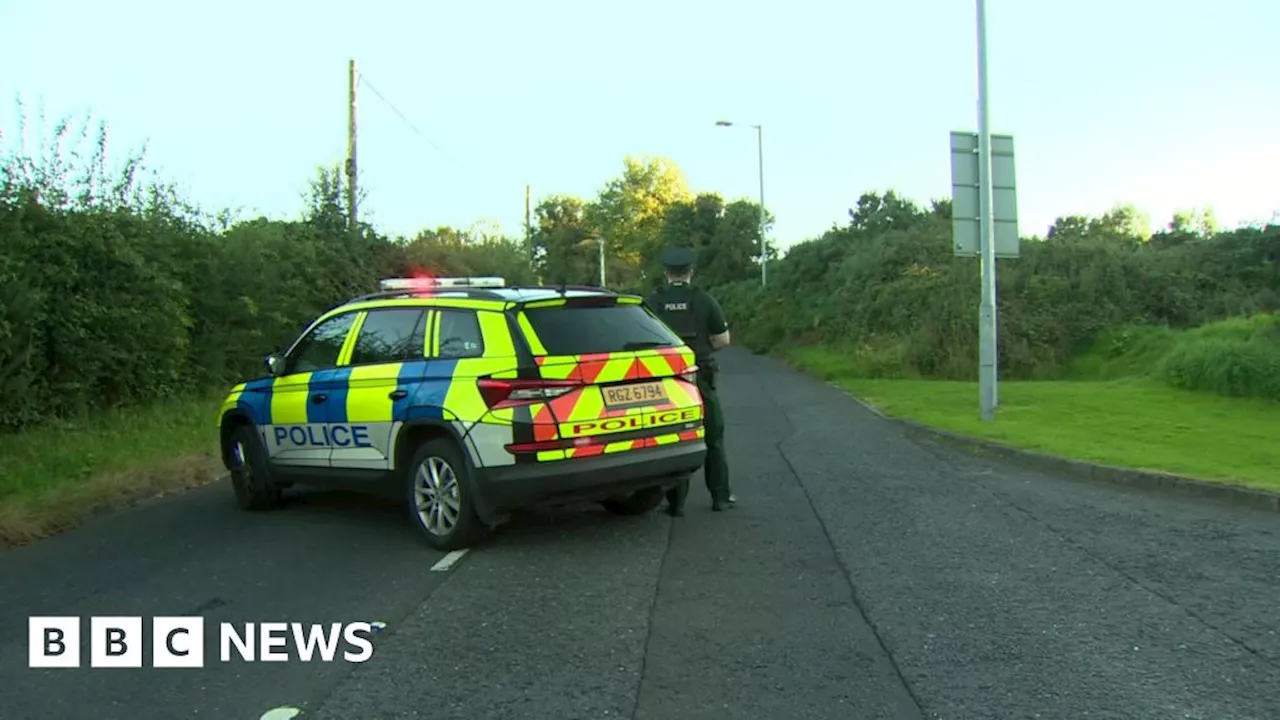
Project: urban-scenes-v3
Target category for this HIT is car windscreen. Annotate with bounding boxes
[523,304,683,355]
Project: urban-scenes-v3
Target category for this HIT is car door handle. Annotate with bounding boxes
[389,390,408,400]
[312,393,327,404]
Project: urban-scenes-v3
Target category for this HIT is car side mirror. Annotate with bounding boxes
[265,353,284,377]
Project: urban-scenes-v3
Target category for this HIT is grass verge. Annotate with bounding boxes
[0,396,225,548]
[784,346,1280,492]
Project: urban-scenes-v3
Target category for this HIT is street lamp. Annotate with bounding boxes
[715,120,768,286]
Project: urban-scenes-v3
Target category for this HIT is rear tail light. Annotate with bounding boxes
[679,365,699,384]
[477,378,579,408]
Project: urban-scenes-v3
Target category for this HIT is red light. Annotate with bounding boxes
[477,378,580,408]
[403,268,437,294]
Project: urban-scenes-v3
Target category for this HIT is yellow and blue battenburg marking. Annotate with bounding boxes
[231,360,464,425]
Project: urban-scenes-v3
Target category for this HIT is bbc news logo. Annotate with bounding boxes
[29,617,376,668]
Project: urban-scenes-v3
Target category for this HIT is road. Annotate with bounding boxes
[2,348,1278,720]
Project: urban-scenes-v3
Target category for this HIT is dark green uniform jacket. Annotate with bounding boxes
[646,281,732,508]
[645,281,728,377]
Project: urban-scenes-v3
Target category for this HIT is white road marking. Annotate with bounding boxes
[430,548,470,571]
[259,707,301,720]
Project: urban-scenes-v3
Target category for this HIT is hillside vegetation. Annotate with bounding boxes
[1074,315,1280,400]
[715,193,1279,394]
[1,107,1278,534]
[0,112,767,434]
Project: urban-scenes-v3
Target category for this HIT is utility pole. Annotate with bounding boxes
[756,124,767,286]
[525,184,532,255]
[976,0,998,419]
[346,59,359,238]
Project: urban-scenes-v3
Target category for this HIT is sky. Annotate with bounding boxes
[2,0,1278,251]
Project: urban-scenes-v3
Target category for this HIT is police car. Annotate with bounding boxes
[217,277,707,550]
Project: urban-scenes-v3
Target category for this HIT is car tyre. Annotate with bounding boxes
[228,425,284,511]
[601,485,666,516]
[405,437,487,551]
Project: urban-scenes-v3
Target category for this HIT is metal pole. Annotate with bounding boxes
[347,59,358,238]
[715,120,769,286]
[598,236,606,287]
[976,0,998,420]
[756,124,767,286]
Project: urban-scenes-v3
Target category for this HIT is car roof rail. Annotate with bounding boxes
[342,287,510,304]
[505,284,622,295]
[331,283,632,313]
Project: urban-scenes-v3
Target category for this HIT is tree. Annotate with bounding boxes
[530,195,596,285]
[1170,207,1218,236]
[848,190,922,236]
[650,192,765,290]
[1046,214,1093,242]
[1091,203,1151,242]
[587,156,692,289]
[399,226,537,285]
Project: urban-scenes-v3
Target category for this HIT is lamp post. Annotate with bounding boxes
[581,231,606,287]
[715,120,768,286]
[976,0,997,419]
[597,235,606,287]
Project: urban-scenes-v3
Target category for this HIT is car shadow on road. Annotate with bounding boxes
[275,488,663,551]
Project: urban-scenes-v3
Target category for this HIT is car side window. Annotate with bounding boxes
[286,312,357,375]
[350,308,428,366]
[436,309,484,359]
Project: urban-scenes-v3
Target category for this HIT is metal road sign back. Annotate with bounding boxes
[950,131,1020,258]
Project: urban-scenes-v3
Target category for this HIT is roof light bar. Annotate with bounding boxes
[379,277,506,291]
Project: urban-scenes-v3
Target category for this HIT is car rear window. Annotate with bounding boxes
[523,304,683,355]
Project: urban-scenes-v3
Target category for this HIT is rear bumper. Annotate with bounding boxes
[473,440,706,509]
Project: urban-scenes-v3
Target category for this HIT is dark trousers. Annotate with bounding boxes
[667,372,730,508]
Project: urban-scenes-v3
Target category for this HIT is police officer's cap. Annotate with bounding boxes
[659,245,695,272]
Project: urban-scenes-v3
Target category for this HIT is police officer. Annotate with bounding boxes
[647,245,735,515]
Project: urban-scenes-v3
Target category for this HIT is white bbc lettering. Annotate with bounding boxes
[29,616,374,667]
[344,623,375,662]
[291,622,368,662]
[91,616,143,668]
[28,617,80,668]
[292,623,342,662]
[261,622,289,662]
[221,622,254,661]
[152,617,205,668]
[220,622,375,663]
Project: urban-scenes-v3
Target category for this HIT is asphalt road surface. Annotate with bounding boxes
[2,348,1278,720]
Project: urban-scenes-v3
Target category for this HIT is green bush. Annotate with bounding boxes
[1158,338,1280,400]
[1156,316,1280,400]
[0,112,536,432]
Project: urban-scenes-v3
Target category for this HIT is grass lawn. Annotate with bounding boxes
[784,347,1280,492]
[0,396,225,548]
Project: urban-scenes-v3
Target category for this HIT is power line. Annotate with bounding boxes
[357,71,448,159]
[351,67,525,239]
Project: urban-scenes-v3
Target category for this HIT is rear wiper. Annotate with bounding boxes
[623,341,673,350]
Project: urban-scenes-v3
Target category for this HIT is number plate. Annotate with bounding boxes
[602,381,669,409]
